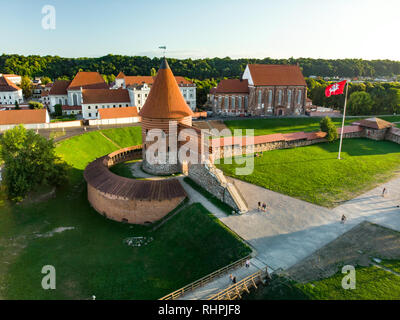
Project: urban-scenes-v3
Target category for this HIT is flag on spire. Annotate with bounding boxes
[325,80,347,97]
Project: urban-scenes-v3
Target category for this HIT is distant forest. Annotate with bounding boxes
[1,54,400,80]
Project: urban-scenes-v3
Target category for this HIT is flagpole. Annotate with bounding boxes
[337,81,349,160]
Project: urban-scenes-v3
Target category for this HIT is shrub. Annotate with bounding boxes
[320,116,338,142]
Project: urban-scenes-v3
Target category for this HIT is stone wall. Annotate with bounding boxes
[212,131,364,159]
[187,162,247,213]
[364,128,387,141]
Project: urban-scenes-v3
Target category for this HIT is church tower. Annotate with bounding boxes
[139,58,194,175]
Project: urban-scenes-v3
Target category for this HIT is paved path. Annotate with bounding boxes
[176,174,400,299]
[221,176,400,271]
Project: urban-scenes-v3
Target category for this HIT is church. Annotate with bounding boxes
[209,64,307,116]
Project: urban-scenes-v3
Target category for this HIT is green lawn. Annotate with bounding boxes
[216,138,400,207]
[225,116,400,136]
[245,261,400,300]
[0,126,250,299]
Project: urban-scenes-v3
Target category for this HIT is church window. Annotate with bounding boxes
[298,90,302,104]
[231,96,235,109]
[268,90,272,106]
[287,90,292,106]
[278,90,282,105]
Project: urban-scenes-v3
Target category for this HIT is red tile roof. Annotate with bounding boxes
[304,131,327,140]
[68,71,108,90]
[82,88,130,104]
[99,107,139,119]
[41,91,49,97]
[0,109,48,125]
[216,79,249,94]
[139,58,194,119]
[61,105,81,111]
[0,76,21,92]
[352,118,394,130]
[248,64,306,86]
[49,80,71,95]
[116,71,126,79]
[282,132,308,141]
[337,125,363,134]
[123,75,194,87]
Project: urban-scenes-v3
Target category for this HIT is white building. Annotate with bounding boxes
[81,88,131,119]
[47,72,109,115]
[114,72,196,110]
[0,76,23,106]
[0,74,22,85]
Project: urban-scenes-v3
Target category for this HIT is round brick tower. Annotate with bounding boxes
[139,58,194,175]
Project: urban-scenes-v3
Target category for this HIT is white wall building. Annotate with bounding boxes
[114,72,196,110]
[0,76,23,106]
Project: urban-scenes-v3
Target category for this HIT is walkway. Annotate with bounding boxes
[176,174,400,299]
[221,176,400,271]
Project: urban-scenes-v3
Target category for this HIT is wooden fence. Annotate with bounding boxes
[159,255,251,300]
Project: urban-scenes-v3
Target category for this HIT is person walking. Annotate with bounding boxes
[341,214,346,224]
[382,188,387,198]
[229,274,234,283]
[245,259,250,268]
[262,202,267,212]
[258,202,261,212]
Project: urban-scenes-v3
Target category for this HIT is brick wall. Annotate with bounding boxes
[87,184,185,224]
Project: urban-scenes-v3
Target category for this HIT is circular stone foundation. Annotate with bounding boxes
[83,146,187,225]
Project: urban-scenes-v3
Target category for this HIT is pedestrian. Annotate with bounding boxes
[382,188,387,197]
[262,202,267,212]
[229,274,233,282]
[245,259,250,268]
[232,276,237,284]
[258,202,261,212]
[341,214,346,224]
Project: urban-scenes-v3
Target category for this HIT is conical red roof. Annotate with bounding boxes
[139,58,194,119]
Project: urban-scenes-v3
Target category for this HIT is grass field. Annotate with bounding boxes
[245,261,400,300]
[0,126,250,299]
[216,138,400,207]
[224,115,400,136]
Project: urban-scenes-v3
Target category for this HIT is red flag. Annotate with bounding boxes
[325,80,347,97]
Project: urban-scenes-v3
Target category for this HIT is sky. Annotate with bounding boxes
[1,0,400,60]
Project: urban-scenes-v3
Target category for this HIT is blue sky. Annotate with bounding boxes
[2,0,400,60]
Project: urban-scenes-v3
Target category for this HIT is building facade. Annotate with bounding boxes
[81,88,131,119]
[114,72,197,111]
[210,64,307,116]
[0,76,23,106]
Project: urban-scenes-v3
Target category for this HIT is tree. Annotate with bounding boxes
[54,104,62,116]
[385,88,400,114]
[348,91,374,115]
[0,125,68,201]
[20,75,32,99]
[28,101,44,109]
[14,100,20,110]
[41,76,52,84]
[150,68,157,77]
[320,116,338,142]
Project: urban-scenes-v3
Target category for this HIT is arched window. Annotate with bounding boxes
[258,90,262,105]
[238,96,242,109]
[224,96,229,110]
[287,90,292,107]
[73,93,78,106]
[278,90,282,105]
[244,96,248,110]
[298,90,302,105]
[58,98,62,105]
[231,96,235,109]
[268,90,272,106]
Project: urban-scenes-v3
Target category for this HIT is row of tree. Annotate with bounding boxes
[2,54,400,80]
[307,78,400,115]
